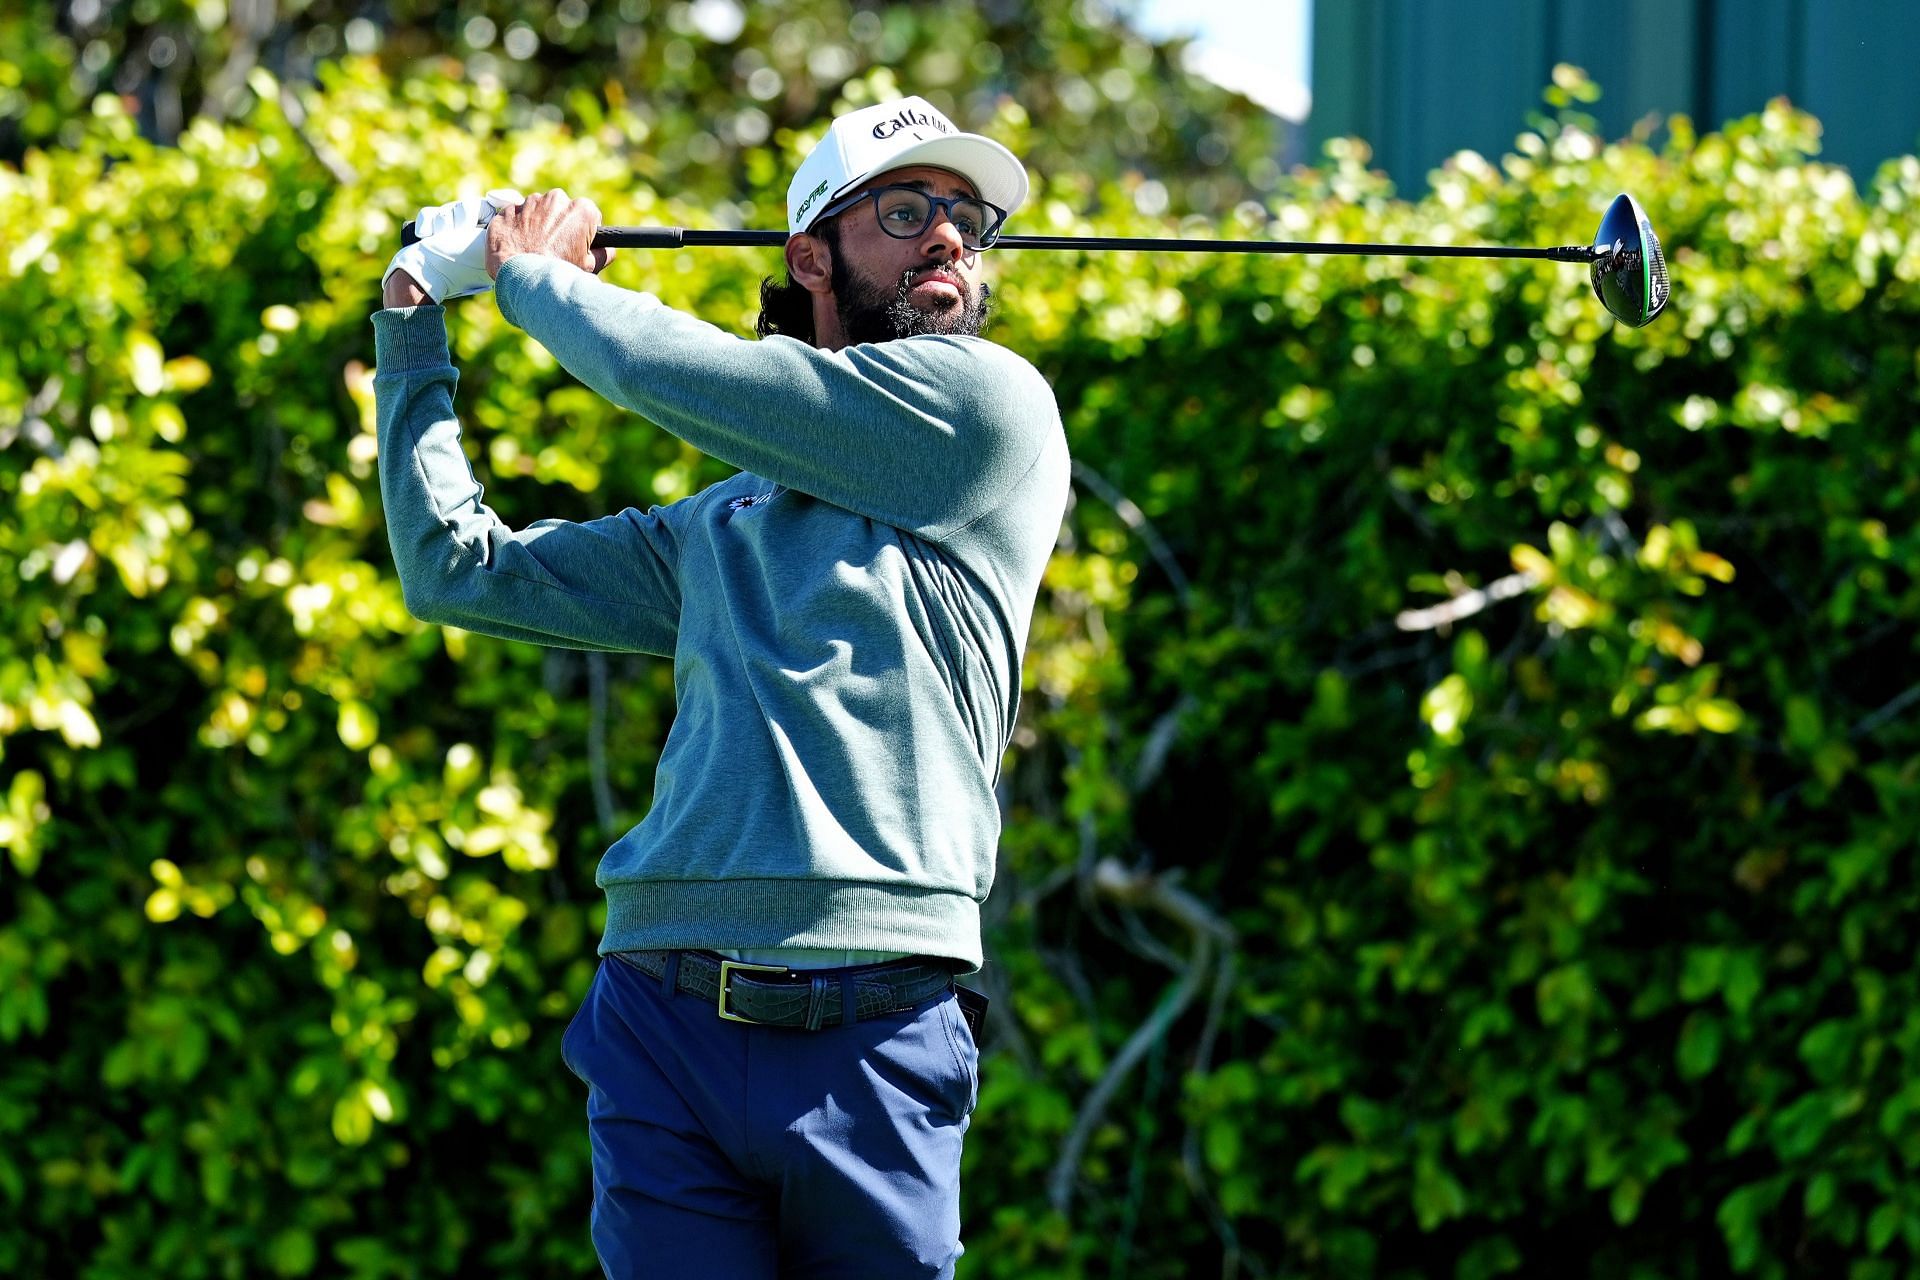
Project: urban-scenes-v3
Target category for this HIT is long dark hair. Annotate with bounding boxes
[755,276,815,341]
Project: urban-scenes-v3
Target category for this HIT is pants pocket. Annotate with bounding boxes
[560,961,601,1082]
[938,993,979,1117]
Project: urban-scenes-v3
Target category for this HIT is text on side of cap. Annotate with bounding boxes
[796,179,830,221]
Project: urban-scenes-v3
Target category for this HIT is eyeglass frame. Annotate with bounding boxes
[809,183,1010,251]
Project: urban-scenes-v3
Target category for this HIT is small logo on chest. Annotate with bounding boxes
[727,489,777,512]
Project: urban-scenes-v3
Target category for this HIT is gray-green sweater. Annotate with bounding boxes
[372,255,1069,970]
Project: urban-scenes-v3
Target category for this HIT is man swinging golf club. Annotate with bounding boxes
[372,95,1069,1278]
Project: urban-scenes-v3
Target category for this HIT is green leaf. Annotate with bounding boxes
[1338,1095,1393,1143]
[1721,950,1765,1016]
[1797,1019,1854,1085]
[1204,1115,1242,1174]
[1679,947,1725,1002]
[200,1150,233,1207]
[1783,695,1825,749]
[1536,964,1596,1025]
[1454,1235,1523,1280]
[268,1227,318,1277]
[1867,1202,1900,1253]
[1803,1171,1837,1219]
[1717,1180,1784,1273]
[1768,1092,1834,1162]
[1677,1012,1723,1080]
[331,1092,374,1148]
[1878,1080,1920,1138]
[1297,1144,1373,1208]
[1610,1176,1644,1225]
[100,1041,142,1089]
[1413,1155,1469,1231]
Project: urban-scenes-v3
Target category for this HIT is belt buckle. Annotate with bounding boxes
[716,960,788,1024]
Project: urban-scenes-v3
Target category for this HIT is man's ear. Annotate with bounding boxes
[786,231,834,296]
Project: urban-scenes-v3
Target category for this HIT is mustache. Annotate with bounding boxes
[901,265,966,291]
[897,267,993,314]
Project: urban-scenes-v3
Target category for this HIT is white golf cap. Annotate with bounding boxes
[786,95,1029,235]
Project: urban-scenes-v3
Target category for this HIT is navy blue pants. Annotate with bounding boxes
[561,954,980,1278]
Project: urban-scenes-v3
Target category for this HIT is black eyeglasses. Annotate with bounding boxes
[813,185,1008,251]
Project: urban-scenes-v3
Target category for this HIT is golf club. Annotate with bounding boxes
[401,192,1670,327]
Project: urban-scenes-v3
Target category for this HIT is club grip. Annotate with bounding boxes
[399,220,691,249]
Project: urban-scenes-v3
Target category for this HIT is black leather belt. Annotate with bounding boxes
[614,949,956,1030]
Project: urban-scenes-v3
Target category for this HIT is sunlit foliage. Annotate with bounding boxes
[8,0,1286,218]
[4,37,1920,1280]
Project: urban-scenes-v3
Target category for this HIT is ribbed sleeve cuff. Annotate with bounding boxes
[370,305,451,373]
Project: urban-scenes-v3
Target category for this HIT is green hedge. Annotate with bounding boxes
[5,61,1920,1278]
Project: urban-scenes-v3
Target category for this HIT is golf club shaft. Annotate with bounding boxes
[399,220,1601,263]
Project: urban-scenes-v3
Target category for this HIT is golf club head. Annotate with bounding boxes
[1590,193,1669,327]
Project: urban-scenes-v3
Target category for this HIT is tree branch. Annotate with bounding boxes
[1851,680,1920,741]
[1070,459,1191,604]
[1133,693,1197,793]
[1049,857,1236,1219]
[1,375,65,457]
[277,79,359,187]
[1179,950,1271,1280]
[1394,569,1540,632]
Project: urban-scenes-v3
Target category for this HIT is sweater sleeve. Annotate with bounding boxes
[372,304,683,654]
[494,255,1060,541]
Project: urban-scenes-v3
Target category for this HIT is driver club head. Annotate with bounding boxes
[1590,193,1670,328]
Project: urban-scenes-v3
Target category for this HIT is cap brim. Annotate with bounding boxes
[836,133,1030,224]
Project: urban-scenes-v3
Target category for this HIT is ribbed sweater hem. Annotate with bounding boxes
[600,878,983,972]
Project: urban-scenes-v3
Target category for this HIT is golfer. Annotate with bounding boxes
[372,95,1069,1278]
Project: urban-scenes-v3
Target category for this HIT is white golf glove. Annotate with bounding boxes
[384,189,525,303]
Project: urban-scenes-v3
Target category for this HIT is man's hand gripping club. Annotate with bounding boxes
[381,189,616,309]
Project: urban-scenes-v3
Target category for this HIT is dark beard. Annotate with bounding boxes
[833,259,993,345]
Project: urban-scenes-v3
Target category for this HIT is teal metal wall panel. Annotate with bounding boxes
[1383,0,1550,186]
[1798,0,1920,175]
[1705,0,1804,121]
[1550,0,1701,134]
[1308,0,1383,162]
[1307,0,1919,190]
